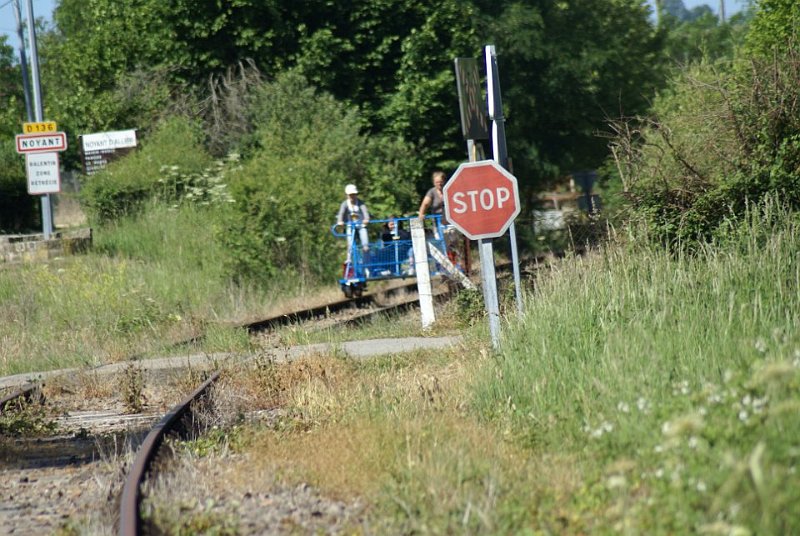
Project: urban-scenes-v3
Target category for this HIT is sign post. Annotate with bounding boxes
[454,57,490,276]
[444,160,521,348]
[485,45,523,316]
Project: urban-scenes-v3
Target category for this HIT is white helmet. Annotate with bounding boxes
[345,184,358,195]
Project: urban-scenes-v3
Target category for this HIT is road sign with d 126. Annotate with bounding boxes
[443,160,521,240]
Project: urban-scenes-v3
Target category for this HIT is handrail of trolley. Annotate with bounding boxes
[330,215,443,239]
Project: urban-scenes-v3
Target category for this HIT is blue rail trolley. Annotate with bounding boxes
[331,215,450,298]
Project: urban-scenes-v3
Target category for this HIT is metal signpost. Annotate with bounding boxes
[454,57,491,277]
[485,45,523,316]
[14,0,55,238]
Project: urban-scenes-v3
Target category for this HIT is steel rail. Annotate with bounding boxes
[119,370,221,536]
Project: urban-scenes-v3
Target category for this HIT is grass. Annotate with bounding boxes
[150,199,800,534]
[4,189,797,532]
[0,202,346,376]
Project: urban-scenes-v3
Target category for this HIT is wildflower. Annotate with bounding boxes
[738,410,748,422]
[754,338,767,353]
[662,413,704,438]
[636,397,650,413]
[688,436,699,449]
[617,401,630,414]
[723,369,734,383]
[696,480,707,493]
[606,475,627,489]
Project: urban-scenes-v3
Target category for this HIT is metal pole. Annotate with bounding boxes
[719,0,726,23]
[12,0,33,121]
[479,238,501,349]
[486,45,523,316]
[24,0,53,239]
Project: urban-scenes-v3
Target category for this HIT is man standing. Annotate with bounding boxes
[418,170,447,223]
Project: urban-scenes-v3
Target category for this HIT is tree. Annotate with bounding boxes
[483,0,665,187]
[662,10,750,66]
[746,0,800,56]
[0,36,38,232]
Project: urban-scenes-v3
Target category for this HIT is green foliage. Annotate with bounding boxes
[0,141,39,233]
[0,37,38,232]
[610,39,800,244]
[473,200,800,532]
[79,117,215,223]
[746,0,800,56]
[486,0,665,185]
[222,71,417,283]
[454,288,484,326]
[662,11,750,65]
[40,0,672,199]
[0,398,58,437]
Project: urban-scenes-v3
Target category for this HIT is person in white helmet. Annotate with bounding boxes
[336,184,370,262]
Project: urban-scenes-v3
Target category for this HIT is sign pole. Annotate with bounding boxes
[25,0,53,239]
[466,143,500,348]
[12,0,33,122]
[486,45,523,316]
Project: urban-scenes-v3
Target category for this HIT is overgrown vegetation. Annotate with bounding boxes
[220,71,419,282]
[609,3,799,246]
[151,200,799,534]
[472,199,800,533]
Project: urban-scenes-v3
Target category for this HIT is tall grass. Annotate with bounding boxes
[473,199,800,533]
[0,202,332,376]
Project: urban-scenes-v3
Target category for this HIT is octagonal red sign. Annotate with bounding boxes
[443,160,520,240]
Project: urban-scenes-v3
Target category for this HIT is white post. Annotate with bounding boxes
[411,217,435,329]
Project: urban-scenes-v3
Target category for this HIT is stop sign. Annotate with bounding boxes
[443,160,520,240]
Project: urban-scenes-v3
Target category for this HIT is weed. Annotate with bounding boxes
[0,398,57,437]
[142,497,238,536]
[454,288,484,326]
[119,363,145,413]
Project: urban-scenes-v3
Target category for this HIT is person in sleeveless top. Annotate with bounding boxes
[418,170,446,223]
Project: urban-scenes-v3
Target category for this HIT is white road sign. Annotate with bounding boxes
[81,129,137,151]
[16,132,68,153]
[26,152,61,194]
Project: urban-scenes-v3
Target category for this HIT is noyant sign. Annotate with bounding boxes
[15,132,68,154]
[443,160,520,240]
[79,129,137,175]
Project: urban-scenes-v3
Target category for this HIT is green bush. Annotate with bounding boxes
[610,41,800,245]
[0,141,38,233]
[79,116,214,223]
[222,71,417,284]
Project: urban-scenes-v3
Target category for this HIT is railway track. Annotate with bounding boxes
[1,258,536,533]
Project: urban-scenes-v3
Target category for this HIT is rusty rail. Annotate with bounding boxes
[119,370,221,536]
